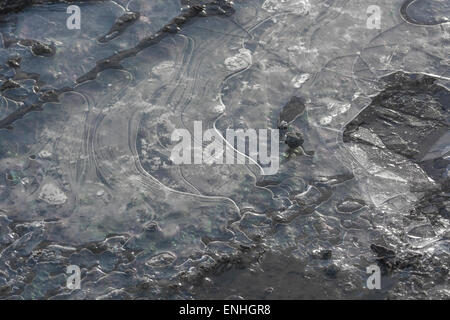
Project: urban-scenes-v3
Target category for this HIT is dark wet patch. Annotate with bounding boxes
[29,40,55,57]
[285,131,304,149]
[6,56,21,68]
[4,36,56,57]
[278,96,306,125]
[344,72,449,163]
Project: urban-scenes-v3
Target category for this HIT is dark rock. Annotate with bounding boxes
[277,120,288,131]
[420,156,449,184]
[255,177,281,187]
[409,188,450,221]
[277,120,289,139]
[285,131,304,149]
[312,249,332,260]
[0,79,20,91]
[40,89,59,102]
[30,41,55,57]
[142,221,161,233]
[324,264,339,278]
[6,56,21,68]
[370,244,396,258]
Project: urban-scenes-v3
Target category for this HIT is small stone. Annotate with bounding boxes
[319,249,332,260]
[143,221,161,232]
[31,41,55,57]
[163,23,180,33]
[117,12,139,25]
[7,56,21,68]
[324,264,340,278]
[285,131,304,149]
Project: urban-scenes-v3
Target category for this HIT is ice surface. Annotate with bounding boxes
[0,0,448,299]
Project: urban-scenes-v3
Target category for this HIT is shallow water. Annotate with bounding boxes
[0,0,448,299]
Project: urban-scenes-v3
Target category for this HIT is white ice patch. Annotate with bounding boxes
[351,127,385,148]
[213,104,225,114]
[152,61,175,76]
[319,116,333,125]
[224,49,252,71]
[319,102,351,126]
[39,183,67,205]
[262,0,311,14]
[291,73,310,88]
